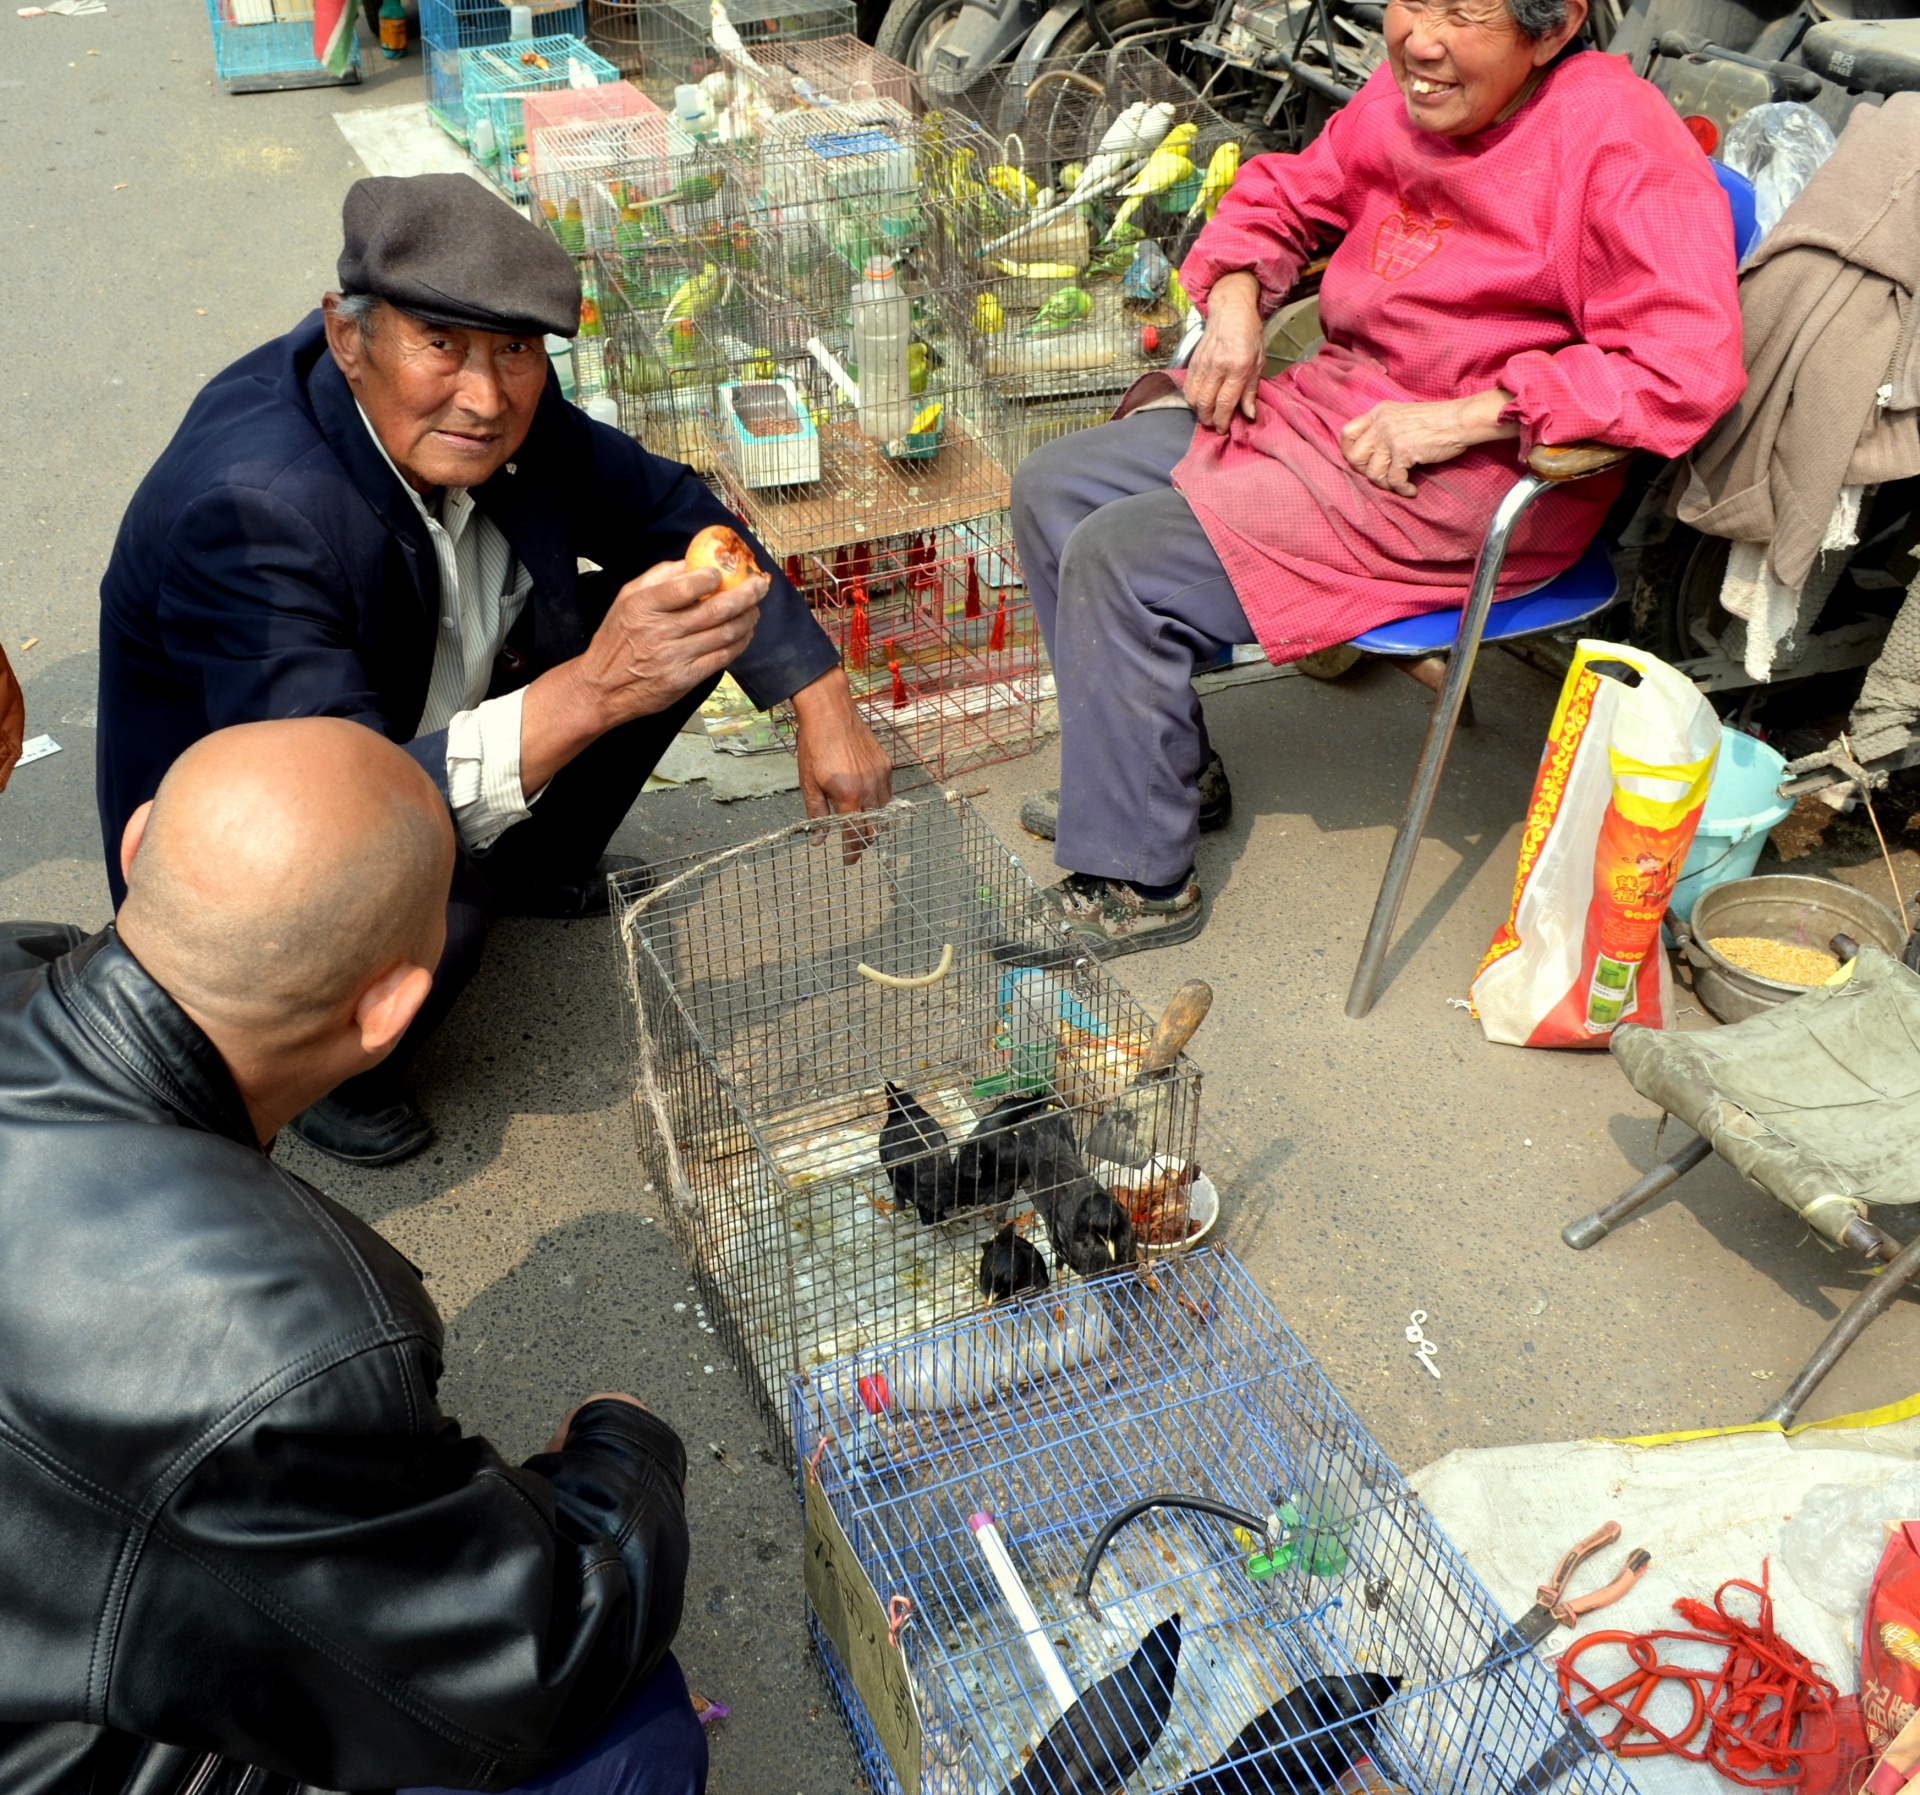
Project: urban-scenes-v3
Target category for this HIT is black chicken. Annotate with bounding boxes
[1006,1613,1182,1795]
[979,1222,1050,1303]
[955,1092,1050,1213]
[879,1081,958,1224]
[1182,1672,1400,1795]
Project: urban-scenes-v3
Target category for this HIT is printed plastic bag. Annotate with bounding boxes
[1863,1521,1920,1760]
[1722,101,1839,245]
[1471,641,1719,1048]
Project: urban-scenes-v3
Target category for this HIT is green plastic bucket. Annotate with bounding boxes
[1669,726,1795,924]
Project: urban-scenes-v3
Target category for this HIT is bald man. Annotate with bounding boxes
[0,719,705,1795]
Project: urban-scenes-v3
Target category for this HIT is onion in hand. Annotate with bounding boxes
[686,523,756,594]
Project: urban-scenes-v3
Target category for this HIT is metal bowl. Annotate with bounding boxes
[1675,873,1907,1023]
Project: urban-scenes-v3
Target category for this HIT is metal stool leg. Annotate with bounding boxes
[1562,1134,1713,1249]
[1760,1228,1920,1426]
[1346,474,1550,1019]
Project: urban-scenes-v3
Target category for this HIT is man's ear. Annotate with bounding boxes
[119,800,154,890]
[353,960,434,1061]
[321,294,367,386]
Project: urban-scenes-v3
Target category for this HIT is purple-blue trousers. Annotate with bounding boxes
[1010,408,1257,887]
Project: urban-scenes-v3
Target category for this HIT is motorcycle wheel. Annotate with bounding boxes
[1035,0,1176,61]
[1640,524,1732,667]
[874,0,971,75]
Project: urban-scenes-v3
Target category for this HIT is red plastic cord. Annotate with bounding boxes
[1556,1565,1838,1788]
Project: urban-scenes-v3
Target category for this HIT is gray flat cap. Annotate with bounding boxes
[338,174,582,338]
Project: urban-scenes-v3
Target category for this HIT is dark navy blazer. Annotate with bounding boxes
[97,312,838,902]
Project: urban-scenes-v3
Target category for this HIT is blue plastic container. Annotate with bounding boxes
[1669,725,1795,923]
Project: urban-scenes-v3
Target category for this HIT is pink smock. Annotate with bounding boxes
[1169,51,1747,662]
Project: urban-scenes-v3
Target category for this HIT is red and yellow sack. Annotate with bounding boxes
[1470,641,1718,1049]
[1864,1522,1920,1778]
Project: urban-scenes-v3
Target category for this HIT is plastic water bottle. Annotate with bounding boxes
[584,394,620,428]
[508,4,533,38]
[545,334,576,401]
[849,256,913,443]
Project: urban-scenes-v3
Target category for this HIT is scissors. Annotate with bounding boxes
[1556,1629,1714,1757]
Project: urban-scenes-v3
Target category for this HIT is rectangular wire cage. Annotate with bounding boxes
[696,101,1019,561]
[420,0,586,138]
[582,0,855,102]
[791,1248,1642,1795]
[458,35,622,195]
[776,514,1044,780]
[205,0,361,93]
[615,795,1204,1435]
[926,48,1243,439]
[728,33,921,113]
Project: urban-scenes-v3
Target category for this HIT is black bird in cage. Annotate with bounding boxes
[1183,1672,1401,1795]
[955,1092,1050,1213]
[979,1221,1050,1304]
[1024,1125,1136,1277]
[1005,1612,1182,1795]
[880,1081,958,1223]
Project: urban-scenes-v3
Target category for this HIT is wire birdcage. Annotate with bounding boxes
[419,0,586,137]
[773,515,1043,780]
[204,0,360,93]
[928,49,1243,426]
[615,796,1204,1436]
[583,0,854,102]
[737,33,921,113]
[791,1247,1641,1795]
[456,36,621,194]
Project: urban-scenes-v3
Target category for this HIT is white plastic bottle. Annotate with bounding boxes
[849,255,913,444]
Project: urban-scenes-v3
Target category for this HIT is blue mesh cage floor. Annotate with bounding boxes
[791,1249,1642,1795]
[205,0,361,88]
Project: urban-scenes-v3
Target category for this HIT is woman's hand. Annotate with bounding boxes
[1185,271,1266,434]
[1339,389,1518,496]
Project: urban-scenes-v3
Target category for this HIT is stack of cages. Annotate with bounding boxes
[932,45,1243,460]
[526,81,672,401]
[792,1247,1641,1795]
[205,0,360,93]
[703,84,1046,776]
[419,0,586,142]
[784,520,1043,780]
[614,796,1206,1438]
[459,35,621,197]
[583,0,855,105]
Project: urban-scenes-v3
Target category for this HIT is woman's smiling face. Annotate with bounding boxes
[1384,0,1585,136]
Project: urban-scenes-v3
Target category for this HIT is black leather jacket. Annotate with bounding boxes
[0,932,690,1795]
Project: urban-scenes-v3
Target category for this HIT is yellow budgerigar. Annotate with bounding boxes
[986,163,1039,207]
[1103,123,1198,240]
[1185,141,1241,222]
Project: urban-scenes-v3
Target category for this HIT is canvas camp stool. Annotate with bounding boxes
[1561,945,1920,1426]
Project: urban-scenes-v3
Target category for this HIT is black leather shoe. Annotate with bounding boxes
[497,853,654,920]
[289,1091,433,1166]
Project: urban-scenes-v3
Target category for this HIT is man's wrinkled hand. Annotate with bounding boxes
[1184,271,1265,435]
[0,645,23,794]
[581,559,765,729]
[792,666,892,864]
[1339,390,1517,497]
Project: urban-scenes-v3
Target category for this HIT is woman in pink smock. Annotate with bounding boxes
[1009,0,1745,957]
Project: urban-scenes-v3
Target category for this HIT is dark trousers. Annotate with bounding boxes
[1009,409,1257,887]
[336,682,712,1107]
[400,1655,707,1795]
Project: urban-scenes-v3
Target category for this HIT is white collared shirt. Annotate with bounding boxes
[357,406,538,851]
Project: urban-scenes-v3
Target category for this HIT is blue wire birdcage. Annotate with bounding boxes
[791,1249,1642,1795]
[455,34,620,195]
[419,0,587,139]
[204,0,361,93]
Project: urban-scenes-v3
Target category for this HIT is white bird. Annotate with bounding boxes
[1067,101,1178,203]
[710,0,761,72]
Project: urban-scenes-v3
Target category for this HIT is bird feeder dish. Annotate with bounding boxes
[718,379,823,487]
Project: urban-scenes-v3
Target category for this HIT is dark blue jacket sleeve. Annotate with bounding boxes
[156,482,451,795]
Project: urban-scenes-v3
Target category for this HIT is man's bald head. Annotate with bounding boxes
[119,720,454,1040]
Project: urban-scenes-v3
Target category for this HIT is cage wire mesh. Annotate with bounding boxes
[925,48,1242,452]
[775,515,1044,780]
[791,1248,1641,1795]
[458,36,622,196]
[205,0,361,92]
[420,0,586,137]
[726,33,922,113]
[615,796,1203,1435]
[581,0,853,103]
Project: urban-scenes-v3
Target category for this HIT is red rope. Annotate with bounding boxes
[1556,1564,1838,1788]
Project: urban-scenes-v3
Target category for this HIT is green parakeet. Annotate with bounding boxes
[1023,284,1092,336]
[661,262,723,328]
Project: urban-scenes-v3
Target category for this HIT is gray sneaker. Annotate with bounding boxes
[1020,756,1232,842]
[1038,871,1205,958]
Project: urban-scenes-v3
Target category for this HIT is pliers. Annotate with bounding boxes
[1477,1521,1652,1671]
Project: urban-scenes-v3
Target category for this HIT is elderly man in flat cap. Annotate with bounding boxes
[98,174,890,1166]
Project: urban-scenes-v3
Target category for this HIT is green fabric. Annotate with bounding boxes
[1612,946,1920,1239]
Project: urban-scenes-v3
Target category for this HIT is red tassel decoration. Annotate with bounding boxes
[832,544,852,599]
[849,585,870,662]
[964,555,982,620]
[988,590,1007,653]
[887,639,908,708]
